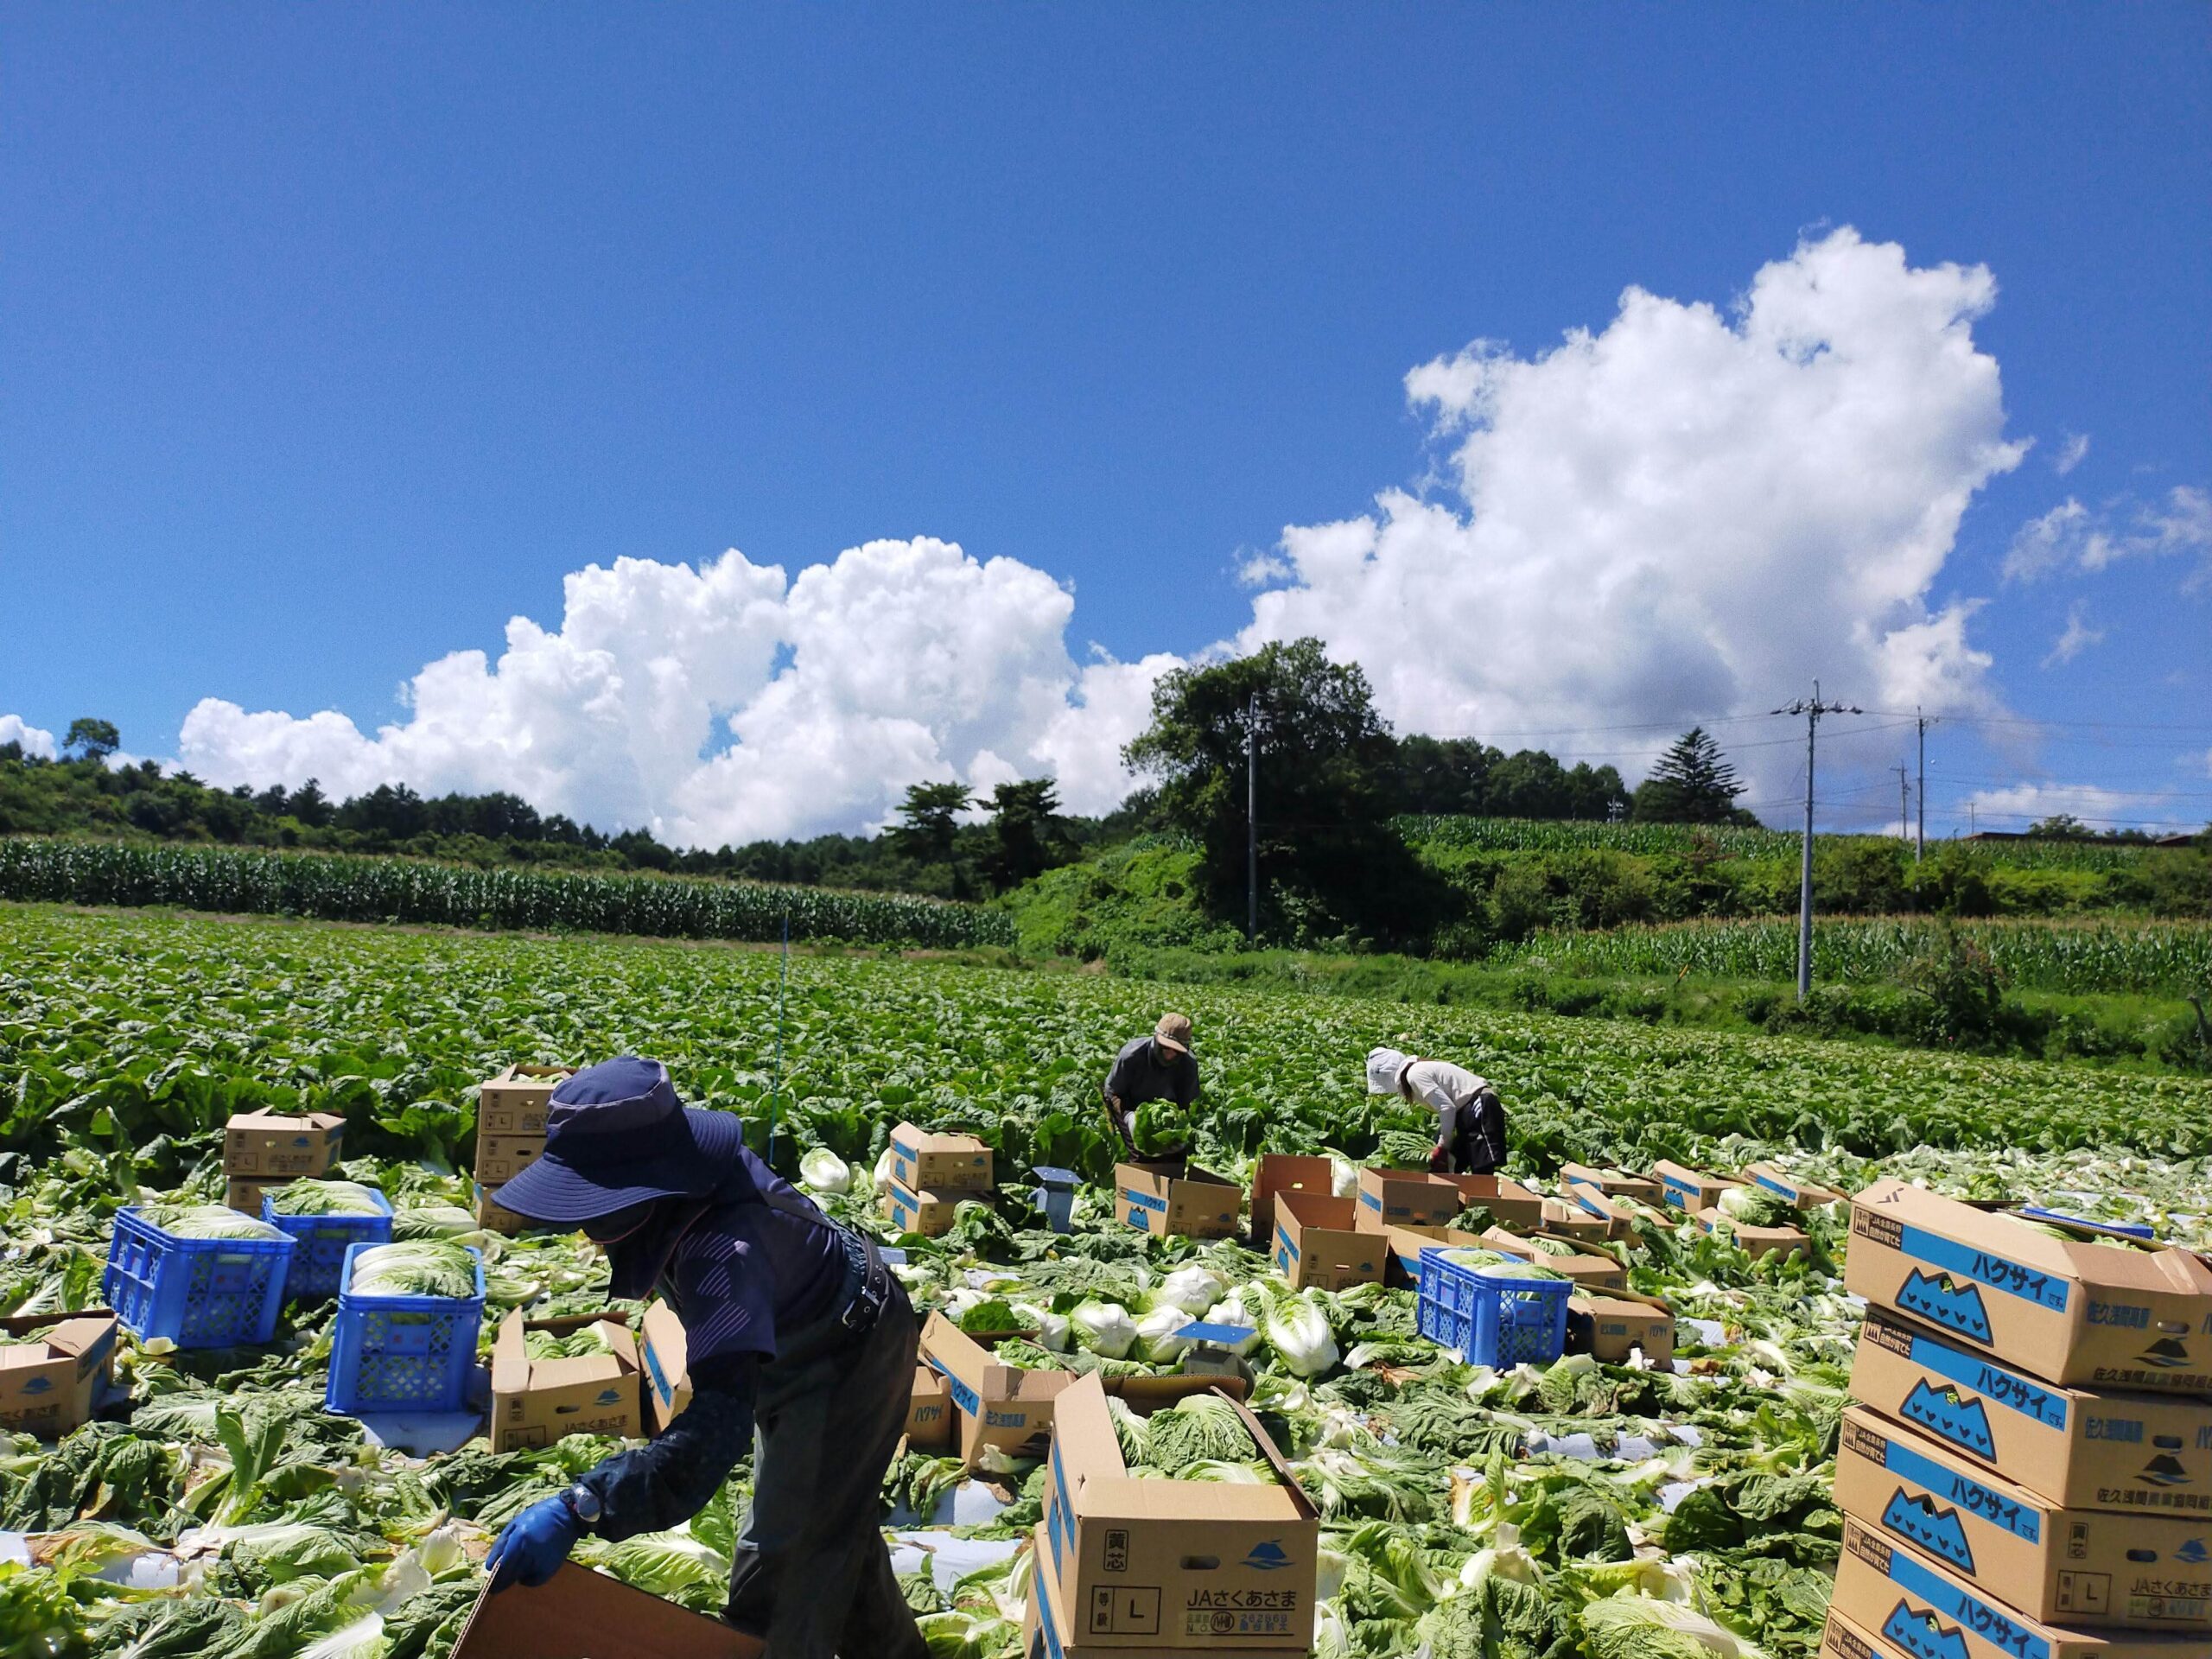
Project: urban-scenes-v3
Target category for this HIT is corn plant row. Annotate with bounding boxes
[0,836,1016,950]
[1487,914,2212,995]
[1399,814,2183,869]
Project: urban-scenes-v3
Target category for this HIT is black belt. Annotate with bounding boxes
[836,1226,893,1335]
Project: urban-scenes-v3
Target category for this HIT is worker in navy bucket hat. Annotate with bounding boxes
[484,1057,926,1658]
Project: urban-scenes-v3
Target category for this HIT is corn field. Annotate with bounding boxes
[1399,815,2191,869]
[1487,915,2212,995]
[0,837,1016,950]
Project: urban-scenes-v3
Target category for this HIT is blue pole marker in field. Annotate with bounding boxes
[767,910,790,1172]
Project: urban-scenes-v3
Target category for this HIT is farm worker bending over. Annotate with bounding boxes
[482,1057,925,1659]
[1101,1012,1200,1156]
[1365,1047,1508,1175]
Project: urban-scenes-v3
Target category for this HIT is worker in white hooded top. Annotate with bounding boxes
[1365,1047,1508,1174]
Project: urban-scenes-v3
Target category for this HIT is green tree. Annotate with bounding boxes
[1122,637,1431,944]
[1632,728,1749,823]
[63,718,120,761]
[981,779,1071,893]
[889,781,974,895]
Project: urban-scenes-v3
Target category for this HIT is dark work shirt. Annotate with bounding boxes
[1101,1036,1199,1110]
[576,1146,848,1539]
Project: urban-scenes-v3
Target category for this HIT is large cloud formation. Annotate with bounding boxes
[160,228,2025,845]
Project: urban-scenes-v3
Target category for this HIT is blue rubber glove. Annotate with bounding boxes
[486,1495,582,1592]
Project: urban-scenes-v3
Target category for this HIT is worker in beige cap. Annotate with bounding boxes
[1101,1013,1200,1156]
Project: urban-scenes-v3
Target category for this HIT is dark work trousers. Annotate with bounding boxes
[1447,1090,1507,1174]
[723,1275,926,1657]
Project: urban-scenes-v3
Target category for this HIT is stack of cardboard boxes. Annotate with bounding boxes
[1823,1178,2212,1658]
[882,1122,995,1237]
[473,1065,571,1233]
[223,1109,346,1214]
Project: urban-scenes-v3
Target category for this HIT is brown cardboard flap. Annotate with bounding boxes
[452,1561,753,1658]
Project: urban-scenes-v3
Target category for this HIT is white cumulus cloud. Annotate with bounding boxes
[2040,601,2105,669]
[0,715,58,760]
[1239,228,2025,789]
[171,226,2038,845]
[1964,781,2206,836]
[2051,431,2089,475]
[2004,485,2212,588]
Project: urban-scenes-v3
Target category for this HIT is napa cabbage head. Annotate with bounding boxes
[347,1242,478,1300]
[1263,1290,1339,1377]
[799,1147,851,1195]
[1071,1300,1138,1360]
[140,1204,289,1243]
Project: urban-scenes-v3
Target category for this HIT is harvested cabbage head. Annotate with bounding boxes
[348,1240,478,1300]
[1071,1299,1138,1360]
[269,1179,386,1217]
[139,1204,289,1243]
[1138,1394,1260,1475]
[799,1147,851,1195]
[1715,1185,1796,1229]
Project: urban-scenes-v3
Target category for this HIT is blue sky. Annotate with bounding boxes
[4,6,2208,842]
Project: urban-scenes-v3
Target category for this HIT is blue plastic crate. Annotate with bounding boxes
[1416,1247,1570,1367]
[325,1243,486,1415]
[102,1205,296,1350]
[262,1188,395,1300]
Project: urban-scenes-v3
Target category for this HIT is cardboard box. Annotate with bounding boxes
[1832,1516,2204,1659]
[889,1123,995,1194]
[1651,1160,1741,1213]
[487,1312,645,1454]
[1697,1207,1812,1262]
[1567,1292,1674,1366]
[1560,1163,1662,1205]
[883,1179,967,1238]
[1537,1198,1622,1243]
[1116,1162,1239,1240]
[1444,1173,1547,1230]
[922,1313,1077,1469]
[1741,1160,1846,1208]
[476,1064,573,1137]
[1478,1225,1628,1293]
[1270,1192,1384,1292]
[474,1183,532,1236]
[1027,1522,1306,1659]
[0,1310,118,1438]
[225,1177,283,1217]
[1382,1224,1487,1289]
[474,1135,548,1187]
[1836,1404,2211,1631]
[450,1559,753,1659]
[1851,1305,2212,1516]
[639,1300,692,1435]
[1847,1179,2212,1396]
[1246,1155,1336,1249]
[222,1110,345,1179]
[1040,1374,1318,1649]
[907,1364,953,1451]
[1353,1168,1464,1233]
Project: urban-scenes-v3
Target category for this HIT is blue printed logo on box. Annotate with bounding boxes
[1881,1600,1968,1659]
[1896,1271,1994,1344]
[1242,1541,1293,1572]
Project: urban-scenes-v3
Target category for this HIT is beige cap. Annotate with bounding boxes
[1154,1013,1193,1054]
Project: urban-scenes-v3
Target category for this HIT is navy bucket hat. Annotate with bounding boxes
[489,1056,745,1224]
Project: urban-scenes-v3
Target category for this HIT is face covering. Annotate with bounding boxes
[584,1198,659,1245]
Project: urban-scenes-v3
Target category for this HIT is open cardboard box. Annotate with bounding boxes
[907,1363,953,1451]
[451,1560,754,1658]
[1847,1179,2212,1395]
[1835,1403,2210,1632]
[889,1122,995,1193]
[1536,1198,1621,1243]
[1443,1173,1546,1230]
[0,1309,118,1438]
[1559,1163,1662,1205]
[1039,1373,1317,1650]
[1566,1289,1674,1366]
[1270,1191,1384,1291]
[1650,1160,1742,1214]
[1381,1224,1486,1289]
[1850,1305,2212,1513]
[1026,1522,1306,1659]
[639,1300,693,1435]
[1353,1168,1463,1233]
[487,1311,645,1454]
[921,1313,1077,1469]
[1740,1160,1845,1208]
[1478,1225,1628,1292]
[1245,1154,1335,1249]
[476,1064,573,1137]
[1115,1161,1239,1240]
[223,1109,346,1178]
[1831,1516,2200,1659]
[1695,1205,1811,1262]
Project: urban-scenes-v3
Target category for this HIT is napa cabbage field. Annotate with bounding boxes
[2,903,2209,1658]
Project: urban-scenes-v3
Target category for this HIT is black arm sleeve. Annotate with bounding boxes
[1102,1046,1133,1104]
[576,1353,758,1542]
[1175,1053,1200,1106]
